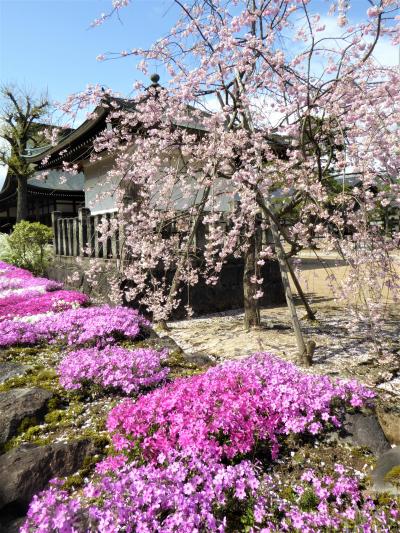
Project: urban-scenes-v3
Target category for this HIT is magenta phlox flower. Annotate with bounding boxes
[0,262,63,292]
[22,460,399,532]
[22,454,261,532]
[58,346,169,394]
[0,289,44,307]
[0,261,34,278]
[107,353,375,462]
[0,276,63,292]
[0,290,89,319]
[0,318,40,346]
[256,466,399,531]
[0,305,149,348]
[20,481,85,533]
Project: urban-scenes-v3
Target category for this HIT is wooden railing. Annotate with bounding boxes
[51,209,120,259]
[51,208,280,260]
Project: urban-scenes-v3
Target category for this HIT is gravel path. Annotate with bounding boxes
[165,254,400,398]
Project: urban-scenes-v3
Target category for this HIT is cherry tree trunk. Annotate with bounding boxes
[243,235,261,330]
[286,259,316,320]
[268,219,308,365]
[16,175,28,222]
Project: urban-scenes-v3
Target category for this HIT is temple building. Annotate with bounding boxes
[0,122,85,232]
[0,169,84,232]
[15,86,286,312]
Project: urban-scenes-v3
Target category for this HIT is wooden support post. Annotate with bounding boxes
[78,208,91,256]
[51,211,61,255]
[64,219,69,256]
[268,217,308,365]
[63,219,68,256]
[110,215,118,259]
[57,219,62,256]
[89,215,95,257]
[257,193,308,365]
[93,215,99,258]
[194,220,206,254]
[67,219,74,256]
[93,215,102,258]
[65,219,70,256]
[72,218,79,256]
[60,219,66,256]
[285,258,316,320]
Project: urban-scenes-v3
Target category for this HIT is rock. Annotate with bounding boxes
[0,388,53,445]
[0,439,94,510]
[142,326,159,340]
[147,335,213,367]
[0,515,25,533]
[377,404,400,445]
[342,412,391,457]
[183,352,214,367]
[377,377,400,395]
[371,447,400,495]
[146,335,184,355]
[0,362,28,385]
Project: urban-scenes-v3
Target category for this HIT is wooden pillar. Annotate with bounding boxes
[67,219,74,256]
[94,214,103,258]
[64,219,70,256]
[63,219,68,256]
[51,211,61,255]
[110,214,118,259]
[88,215,95,257]
[59,219,66,256]
[62,219,68,256]
[78,208,91,256]
[72,218,79,256]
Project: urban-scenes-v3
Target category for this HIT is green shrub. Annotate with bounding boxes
[1,221,53,275]
[0,233,11,260]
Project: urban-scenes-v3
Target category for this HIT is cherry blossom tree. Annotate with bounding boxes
[61,0,400,364]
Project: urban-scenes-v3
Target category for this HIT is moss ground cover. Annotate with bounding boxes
[0,261,398,532]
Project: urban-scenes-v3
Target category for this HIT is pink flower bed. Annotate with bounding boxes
[1,260,395,532]
[0,289,43,307]
[0,261,34,277]
[0,276,63,292]
[58,346,169,394]
[0,261,63,292]
[107,353,375,462]
[22,455,261,533]
[0,319,39,346]
[0,304,149,348]
[256,466,399,531]
[21,441,398,532]
[0,290,89,319]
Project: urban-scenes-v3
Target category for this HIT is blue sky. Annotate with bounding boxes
[0,0,179,104]
[1,0,397,106]
[0,0,181,185]
[0,0,398,185]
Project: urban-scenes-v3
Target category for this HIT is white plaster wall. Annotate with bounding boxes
[160,177,234,213]
[83,157,119,215]
[81,150,251,216]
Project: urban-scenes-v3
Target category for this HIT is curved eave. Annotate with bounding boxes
[22,95,289,170]
[24,104,109,166]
